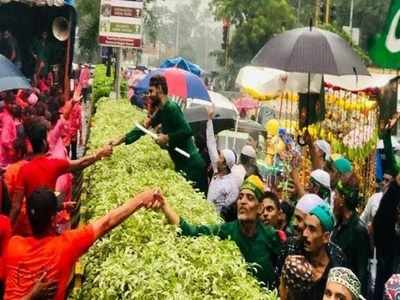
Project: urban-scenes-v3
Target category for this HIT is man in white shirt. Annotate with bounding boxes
[231,145,258,183]
[206,108,241,212]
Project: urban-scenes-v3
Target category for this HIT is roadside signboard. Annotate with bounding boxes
[342,26,360,46]
[98,0,143,49]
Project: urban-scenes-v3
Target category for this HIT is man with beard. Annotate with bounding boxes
[276,195,346,292]
[150,175,281,288]
[279,204,346,299]
[276,194,324,276]
[110,75,207,193]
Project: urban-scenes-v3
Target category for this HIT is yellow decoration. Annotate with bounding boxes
[265,135,286,165]
[266,119,280,136]
[241,87,277,101]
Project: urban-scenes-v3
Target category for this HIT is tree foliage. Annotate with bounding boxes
[209,0,296,89]
[210,0,296,65]
[288,0,390,50]
[146,0,221,71]
[76,0,100,60]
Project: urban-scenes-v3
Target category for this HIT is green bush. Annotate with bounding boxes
[76,99,277,300]
[92,65,114,106]
[92,65,127,105]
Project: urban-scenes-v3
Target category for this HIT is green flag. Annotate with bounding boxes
[369,0,400,68]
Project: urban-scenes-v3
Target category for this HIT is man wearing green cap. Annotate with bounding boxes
[331,178,370,297]
[277,203,346,299]
[328,156,353,188]
[150,175,282,287]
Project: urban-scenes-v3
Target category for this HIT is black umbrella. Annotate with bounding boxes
[0,54,31,92]
[252,26,370,76]
[252,25,370,129]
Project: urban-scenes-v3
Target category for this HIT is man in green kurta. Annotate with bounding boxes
[150,175,282,287]
[111,75,207,193]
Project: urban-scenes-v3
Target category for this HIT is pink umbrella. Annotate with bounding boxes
[234,97,259,112]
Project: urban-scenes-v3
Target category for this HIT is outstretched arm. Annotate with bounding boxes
[155,197,221,237]
[290,167,305,197]
[304,130,322,170]
[109,117,153,147]
[68,145,113,172]
[206,106,219,173]
[160,199,180,225]
[91,189,160,239]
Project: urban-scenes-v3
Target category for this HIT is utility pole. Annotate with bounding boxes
[175,13,180,57]
[349,0,354,28]
[349,0,354,32]
[325,0,331,24]
[203,26,208,71]
[315,0,320,25]
[222,19,230,68]
[115,47,122,99]
[297,0,302,24]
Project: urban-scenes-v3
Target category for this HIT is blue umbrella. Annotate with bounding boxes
[160,57,204,77]
[135,68,210,102]
[0,55,31,92]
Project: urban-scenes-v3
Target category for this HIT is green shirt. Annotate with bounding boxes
[179,218,281,287]
[125,99,206,192]
[125,99,203,169]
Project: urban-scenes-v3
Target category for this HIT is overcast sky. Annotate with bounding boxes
[155,0,212,12]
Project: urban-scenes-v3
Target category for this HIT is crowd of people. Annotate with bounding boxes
[0,58,107,298]
[0,69,399,300]
[114,75,400,300]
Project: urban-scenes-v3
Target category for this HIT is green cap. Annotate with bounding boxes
[240,175,264,201]
[310,203,334,232]
[334,158,353,174]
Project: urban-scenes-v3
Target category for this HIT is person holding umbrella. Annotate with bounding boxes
[110,75,207,193]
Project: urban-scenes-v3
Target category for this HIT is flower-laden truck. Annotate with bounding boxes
[0,0,77,95]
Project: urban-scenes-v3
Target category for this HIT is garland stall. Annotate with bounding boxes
[236,66,381,202]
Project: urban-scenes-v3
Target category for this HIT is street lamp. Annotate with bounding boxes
[349,0,354,30]
[297,0,302,24]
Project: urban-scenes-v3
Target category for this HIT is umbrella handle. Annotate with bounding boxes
[297,135,307,147]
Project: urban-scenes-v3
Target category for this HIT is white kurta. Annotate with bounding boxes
[206,120,241,212]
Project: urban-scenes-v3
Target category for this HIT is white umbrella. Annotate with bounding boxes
[325,74,398,92]
[187,90,238,120]
[236,66,322,95]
